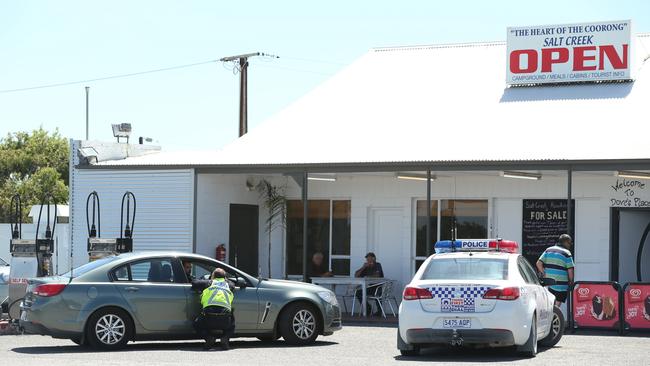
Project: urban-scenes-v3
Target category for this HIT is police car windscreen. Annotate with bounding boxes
[422,258,507,281]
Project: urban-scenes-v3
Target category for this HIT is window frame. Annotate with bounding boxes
[109,257,184,284]
[178,257,254,287]
[413,198,491,274]
[285,198,352,276]
[518,256,541,285]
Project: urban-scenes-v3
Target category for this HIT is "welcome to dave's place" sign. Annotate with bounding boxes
[506,20,632,85]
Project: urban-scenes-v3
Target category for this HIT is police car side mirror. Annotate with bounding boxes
[236,277,247,289]
[541,277,557,287]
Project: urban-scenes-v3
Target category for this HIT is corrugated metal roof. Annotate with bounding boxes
[93,35,650,169]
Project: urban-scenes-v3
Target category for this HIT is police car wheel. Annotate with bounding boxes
[397,328,420,356]
[86,307,132,350]
[518,316,537,357]
[539,306,565,348]
[279,303,319,345]
[400,349,420,357]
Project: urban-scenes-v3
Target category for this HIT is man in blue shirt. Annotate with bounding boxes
[536,234,575,306]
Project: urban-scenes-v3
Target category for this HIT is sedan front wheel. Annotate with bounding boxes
[279,303,320,345]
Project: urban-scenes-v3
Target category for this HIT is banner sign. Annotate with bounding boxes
[573,282,621,329]
[522,199,574,266]
[507,20,632,85]
[623,283,650,330]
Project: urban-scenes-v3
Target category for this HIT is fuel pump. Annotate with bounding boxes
[7,194,57,320]
[86,191,136,261]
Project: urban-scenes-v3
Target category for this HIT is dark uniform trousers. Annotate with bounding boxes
[193,305,235,339]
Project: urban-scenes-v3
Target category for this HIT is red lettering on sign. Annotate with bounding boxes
[509,49,537,73]
[573,46,597,71]
[509,44,629,74]
[541,48,569,72]
[599,44,628,70]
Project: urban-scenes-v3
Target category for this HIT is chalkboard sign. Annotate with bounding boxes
[522,199,575,265]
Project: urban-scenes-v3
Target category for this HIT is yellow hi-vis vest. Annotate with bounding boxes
[201,278,234,311]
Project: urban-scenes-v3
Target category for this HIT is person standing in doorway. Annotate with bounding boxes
[536,234,575,307]
[354,252,385,316]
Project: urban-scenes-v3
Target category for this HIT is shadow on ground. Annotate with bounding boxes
[394,345,557,363]
[12,339,337,354]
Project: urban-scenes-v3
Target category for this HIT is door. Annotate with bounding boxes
[617,209,650,283]
[518,256,552,336]
[229,204,259,276]
[112,258,190,332]
[370,208,403,299]
[181,258,260,333]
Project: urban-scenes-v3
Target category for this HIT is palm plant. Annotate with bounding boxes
[256,179,286,278]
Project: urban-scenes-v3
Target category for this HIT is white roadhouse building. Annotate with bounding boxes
[68,28,650,303]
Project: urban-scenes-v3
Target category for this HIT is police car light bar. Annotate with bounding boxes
[434,239,519,254]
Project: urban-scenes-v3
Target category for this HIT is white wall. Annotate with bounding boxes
[195,172,650,299]
[70,168,194,268]
[195,174,286,278]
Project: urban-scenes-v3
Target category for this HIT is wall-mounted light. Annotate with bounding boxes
[501,171,542,180]
[396,173,436,181]
[308,174,337,182]
[617,170,650,180]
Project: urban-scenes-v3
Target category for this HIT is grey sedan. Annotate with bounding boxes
[19,252,342,349]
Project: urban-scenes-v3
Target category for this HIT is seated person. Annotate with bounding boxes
[183,260,195,281]
[354,252,384,316]
[309,252,333,282]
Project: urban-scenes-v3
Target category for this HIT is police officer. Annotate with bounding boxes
[192,268,235,350]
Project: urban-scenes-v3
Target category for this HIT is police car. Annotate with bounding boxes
[398,239,564,357]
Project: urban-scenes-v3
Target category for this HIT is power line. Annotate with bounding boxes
[0,59,218,94]
[0,55,346,95]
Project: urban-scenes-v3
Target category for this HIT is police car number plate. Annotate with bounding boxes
[443,318,471,328]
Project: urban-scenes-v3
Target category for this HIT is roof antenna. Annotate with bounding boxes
[451,219,457,252]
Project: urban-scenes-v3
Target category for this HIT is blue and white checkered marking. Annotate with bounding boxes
[427,286,492,298]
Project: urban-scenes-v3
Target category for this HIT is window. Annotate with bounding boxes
[415,200,438,272]
[421,258,508,281]
[63,255,119,278]
[414,199,488,272]
[286,199,351,276]
[180,258,248,285]
[111,258,178,283]
[440,200,488,240]
[518,257,540,285]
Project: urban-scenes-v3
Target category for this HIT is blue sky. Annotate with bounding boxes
[1,0,648,150]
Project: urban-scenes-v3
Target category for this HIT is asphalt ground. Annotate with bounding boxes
[1,325,649,365]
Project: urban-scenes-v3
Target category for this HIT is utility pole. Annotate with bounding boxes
[220,52,278,137]
[85,86,90,140]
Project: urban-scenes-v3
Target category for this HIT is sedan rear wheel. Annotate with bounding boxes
[279,303,319,345]
[86,307,132,350]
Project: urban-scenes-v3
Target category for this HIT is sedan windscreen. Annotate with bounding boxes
[421,258,508,281]
[61,256,119,278]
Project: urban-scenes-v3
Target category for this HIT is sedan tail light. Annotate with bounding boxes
[33,284,67,297]
[482,287,520,300]
[403,286,433,301]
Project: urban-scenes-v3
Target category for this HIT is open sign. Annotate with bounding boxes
[507,20,632,85]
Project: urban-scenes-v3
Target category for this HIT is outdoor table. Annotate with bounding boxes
[311,276,387,317]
